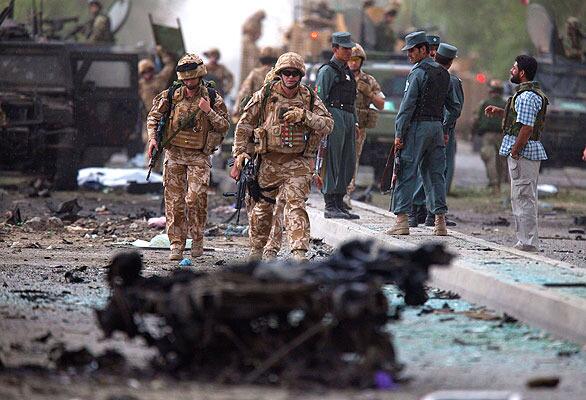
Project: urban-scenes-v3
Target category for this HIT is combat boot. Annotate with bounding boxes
[263,250,278,261]
[249,248,263,262]
[191,243,204,258]
[434,214,448,236]
[424,211,435,227]
[385,214,410,235]
[336,194,359,219]
[291,250,307,262]
[324,194,350,219]
[408,205,419,228]
[169,248,183,261]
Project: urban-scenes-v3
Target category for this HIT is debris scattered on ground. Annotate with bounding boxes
[126,181,162,194]
[526,376,561,388]
[22,216,64,232]
[78,167,162,189]
[49,199,82,222]
[224,224,248,237]
[147,216,166,229]
[485,217,510,227]
[49,345,127,373]
[27,178,52,198]
[95,205,110,215]
[33,332,52,343]
[64,270,85,284]
[537,184,558,198]
[179,258,192,267]
[97,240,453,388]
[3,207,22,225]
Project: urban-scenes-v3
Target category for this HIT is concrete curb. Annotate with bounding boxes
[308,200,586,344]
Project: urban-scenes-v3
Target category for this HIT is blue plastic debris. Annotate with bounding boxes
[179,258,192,267]
[374,370,397,390]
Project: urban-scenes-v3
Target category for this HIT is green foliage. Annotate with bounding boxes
[400,0,586,78]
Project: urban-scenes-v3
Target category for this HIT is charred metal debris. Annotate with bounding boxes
[97,240,453,388]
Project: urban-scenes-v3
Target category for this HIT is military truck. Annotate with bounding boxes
[0,41,139,189]
[526,4,586,168]
[0,1,139,189]
[304,52,410,181]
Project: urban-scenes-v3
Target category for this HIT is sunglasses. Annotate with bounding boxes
[349,56,362,62]
[281,69,301,77]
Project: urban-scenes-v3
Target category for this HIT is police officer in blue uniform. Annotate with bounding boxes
[410,43,464,227]
[315,32,359,219]
[386,31,451,236]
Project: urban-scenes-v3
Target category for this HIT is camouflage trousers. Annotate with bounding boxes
[246,192,285,256]
[249,154,311,253]
[163,151,210,252]
[347,127,367,194]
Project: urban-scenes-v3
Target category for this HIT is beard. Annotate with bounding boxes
[510,72,521,84]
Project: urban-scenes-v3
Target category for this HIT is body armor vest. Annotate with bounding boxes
[167,86,211,150]
[257,83,314,155]
[355,73,379,129]
[413,62,450,121]
[502,81,548,140]
[324,61,356,112]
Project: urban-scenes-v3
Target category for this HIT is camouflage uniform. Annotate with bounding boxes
[235,65,273,113]
[84,11,114,44]
[204,49,235,98]
[147,54,229,259]
[233,52,333,260]
[139,49,175,166]
[348,57,382,194]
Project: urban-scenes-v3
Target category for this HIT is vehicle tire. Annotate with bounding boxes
[53,128,82,190]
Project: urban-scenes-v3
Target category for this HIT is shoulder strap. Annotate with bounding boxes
[302,84,315,111]
[259,81,275,125]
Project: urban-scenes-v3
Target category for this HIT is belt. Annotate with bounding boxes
[412,116,442,122]
[328,101,355,113]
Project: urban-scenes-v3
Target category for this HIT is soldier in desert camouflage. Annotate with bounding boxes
[147,54,230,261]
[234,46,281,117]
[346,43,385,201]
[138,45,175,166]
[232,52,333,261]
[203,48,235,97]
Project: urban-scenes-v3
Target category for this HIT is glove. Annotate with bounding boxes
[235,153,251,170]
[283,107,305,124]
[357,80,371,98]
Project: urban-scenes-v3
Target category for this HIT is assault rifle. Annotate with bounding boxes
[380,145,400,210]
[145,82,183,181]
[224,158,255,224]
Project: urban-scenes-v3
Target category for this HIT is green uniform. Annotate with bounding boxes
[315,56,357,195]
[477,95,506,134]
[392,57,449,215]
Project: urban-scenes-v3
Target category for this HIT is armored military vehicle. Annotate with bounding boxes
[526,4,586,168]
[304,52,410,181]
[0,1,139,189]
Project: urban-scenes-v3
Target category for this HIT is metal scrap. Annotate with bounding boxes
[97,240,452,388]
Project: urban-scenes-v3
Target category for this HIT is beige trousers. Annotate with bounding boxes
[507,156,540,248]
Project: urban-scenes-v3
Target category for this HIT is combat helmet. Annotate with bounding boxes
[351,43,367,61]
[176,53,207,80]
[274,52,306,76]
[259,46,281,64]
[138,58,155,75]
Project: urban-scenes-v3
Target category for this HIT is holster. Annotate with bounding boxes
[202,131,224,155]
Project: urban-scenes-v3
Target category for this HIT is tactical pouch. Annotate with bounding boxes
[202,131,224,155]
[266,126,282,152]
[253,127,268,154]
[302,132,320,158]
[365,109,379,129]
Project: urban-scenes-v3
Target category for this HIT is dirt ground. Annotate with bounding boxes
[1,142,586,399]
